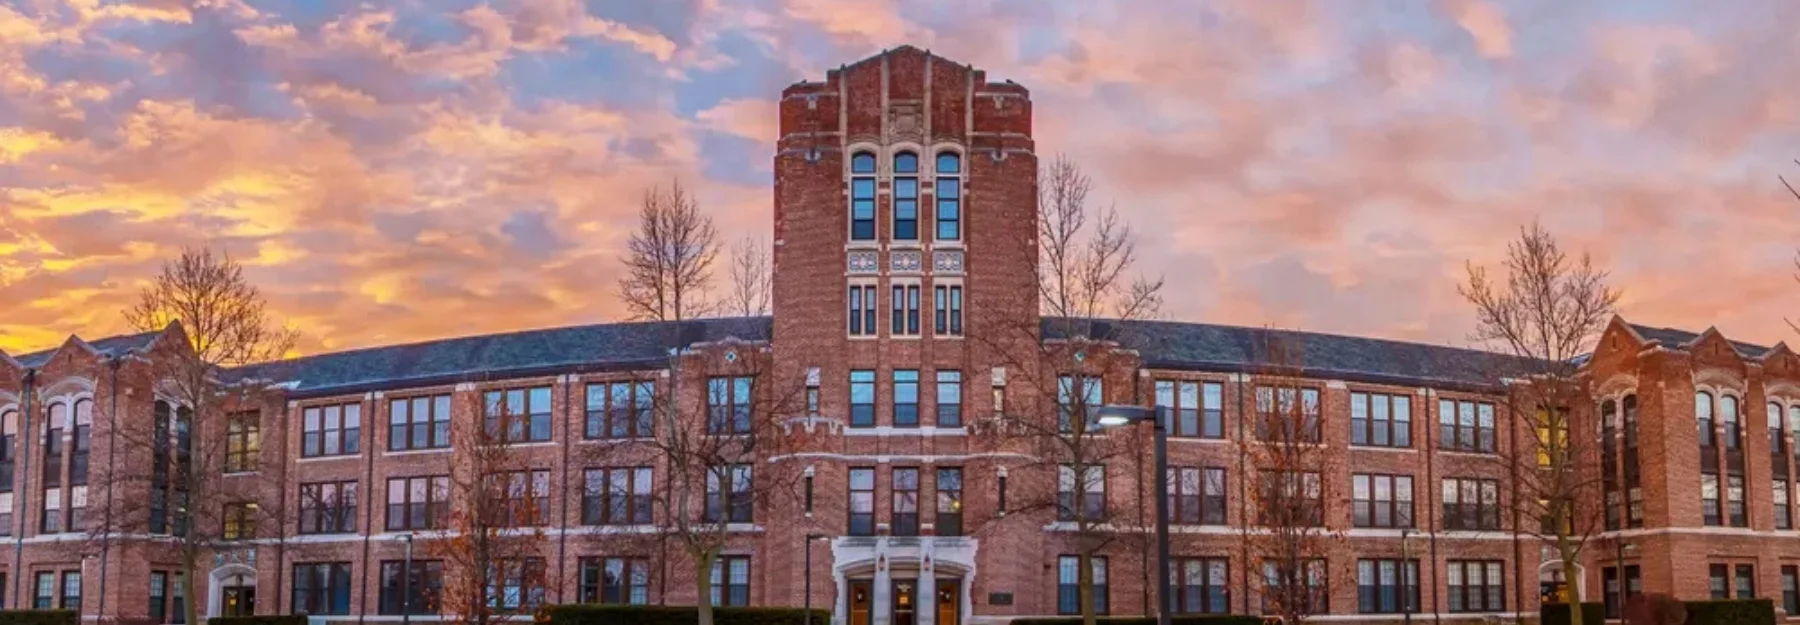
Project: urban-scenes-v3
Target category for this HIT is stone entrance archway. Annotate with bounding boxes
[207,564,257,618]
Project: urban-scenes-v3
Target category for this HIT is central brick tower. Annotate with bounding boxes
[765,45,1043,624]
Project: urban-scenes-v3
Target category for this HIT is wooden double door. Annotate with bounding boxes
[846,578,960,625]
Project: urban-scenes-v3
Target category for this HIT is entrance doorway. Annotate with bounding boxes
[892,580,917,625]
[935,579,960,625]
[848,580,872,625]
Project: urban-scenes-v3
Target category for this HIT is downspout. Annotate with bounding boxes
[276,397,291,614]
[1133,370,1149,616]
[11,368,34,608]
[556,372,576,604]
[96,356,121,618]
[357,393,377,625]
[1507,399,1522,616]
[1427,391,1441,624]
[1236,373,1249,615]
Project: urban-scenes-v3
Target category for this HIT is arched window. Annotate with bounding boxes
[850,152,877,241]
[1623,395,1638,448]
[1697,391,1715,448]
[1772,402,1788,456]
[72,400,91,486]
[1721,395,1741,450]
[0,408,14,493]
[893,152,919,241]
[935,152,961,241]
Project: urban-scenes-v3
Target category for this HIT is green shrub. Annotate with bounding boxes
[206,617,308,625]
[1683,599,1775,625]
[1540,602,1606,625]
[1011,617,1264,625]
[0,611,77,625]
[543,605,832,625]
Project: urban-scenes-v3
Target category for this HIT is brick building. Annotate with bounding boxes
[0,46,1777,624]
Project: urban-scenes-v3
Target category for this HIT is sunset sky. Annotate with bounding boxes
[3,0,1800,356]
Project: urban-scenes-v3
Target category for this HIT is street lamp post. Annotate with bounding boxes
[1094,405,1172,625]
[805,533,828,625]
[402,534,414,625]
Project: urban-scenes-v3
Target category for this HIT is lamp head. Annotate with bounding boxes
[1095,414,1133,427]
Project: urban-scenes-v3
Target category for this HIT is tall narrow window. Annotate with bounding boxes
[936,152,961,240]
[936,468,963,536]
[706,377,753,434]
[302,402,362,457]
[936,371,963,427]
[1772,402,1789,457]
[1737,564,1756,599]
[848,468,875,536]
[39,489,59,534]
[1697,391,1716,448]
[44,402,64,490]
[1702,473,1722,526]
[1779,480,1793,530]
[150,571,168,622]
[849,371,875,427]
[848,284,877,337]
[225,412,260,473]
[32,571,51,609]
[891,284,921,335]
[934,284,964,336]
[1722,395,1742,450]
[1709,564,1728,599]
[70,400,90,485]
[0,410,15,492]
[850,152,876,241]
[59,571,79,610]
[1783,566,1799,616]
[892,468,920,536]
[893,152,918,240]
[1727,475,1746,527]
[894,370,920,427]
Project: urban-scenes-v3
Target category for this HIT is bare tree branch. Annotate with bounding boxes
[727,235,772,317]
[619,180,721,322]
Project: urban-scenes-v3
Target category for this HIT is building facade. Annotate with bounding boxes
[0,46,1784,624]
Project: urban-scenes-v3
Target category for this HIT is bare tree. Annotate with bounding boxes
[970,155,1165,625]
[727,235,772,317]
[1460,220,1619,625]
[1243,332,1342,625]
[429,390,551,625]
[605,331,801,625]
[619,180,720,322]
[104,247,296,625]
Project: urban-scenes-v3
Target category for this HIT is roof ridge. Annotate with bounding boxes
[1112,317,1503,356]
[236,316,773,370]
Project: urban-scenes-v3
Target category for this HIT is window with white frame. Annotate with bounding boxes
[935,151,961,241]
[893,152,919,241]
[933,283,964,337]
[848,283,877,337]
[891,283,921,336]
[849,152,876,241]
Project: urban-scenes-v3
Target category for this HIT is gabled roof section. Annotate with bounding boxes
[14,330,164,369]
[230,317,773,396]
[1625,323,1771,358]
[839,44,969,71]
[1050,319,1523,390]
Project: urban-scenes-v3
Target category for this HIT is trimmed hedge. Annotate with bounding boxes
[0,611,76,625]
[1683,599,1775,625]
[1540,602,1605,625]
[544,605,832,625]
[206,617,308,625]
[1011,618,1264,625]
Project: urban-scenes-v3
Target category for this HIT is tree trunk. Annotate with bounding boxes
[1080,551,1096,625]
[181,550,199,625]
[1562,540,1584,625]
[696,551,717,625]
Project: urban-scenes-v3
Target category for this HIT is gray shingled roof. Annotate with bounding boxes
[1628,323,1771,357]
[1048,319,1518,390]
[231,317,772,396]
[14,330,163,368]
